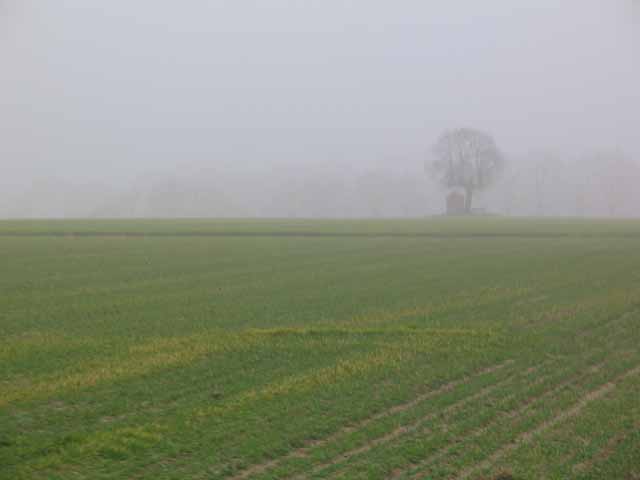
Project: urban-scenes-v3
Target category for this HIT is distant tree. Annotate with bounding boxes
[530,151,563,216]
[590,150,638,217]
[428,128,505,213]
[500,169,519,216]
[356,171,389,218]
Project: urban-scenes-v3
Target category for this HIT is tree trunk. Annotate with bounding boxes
[464,188,473,214]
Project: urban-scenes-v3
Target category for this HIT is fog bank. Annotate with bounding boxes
[1,1,638,218]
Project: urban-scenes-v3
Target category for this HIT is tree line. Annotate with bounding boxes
[2,128,638,218]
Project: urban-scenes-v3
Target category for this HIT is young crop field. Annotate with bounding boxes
[1,218,639,480]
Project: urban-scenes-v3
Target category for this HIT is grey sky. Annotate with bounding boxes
[1,1,638,199]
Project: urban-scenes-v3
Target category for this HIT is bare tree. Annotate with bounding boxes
[428,128,505,213]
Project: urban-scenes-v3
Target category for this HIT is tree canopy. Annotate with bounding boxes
[429,128,505,213]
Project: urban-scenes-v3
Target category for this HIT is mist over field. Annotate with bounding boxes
[4,5,640,478]
[1,1,638,218]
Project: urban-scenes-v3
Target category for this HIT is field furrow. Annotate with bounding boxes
[3,219,640,480]
[310,313,638,480]
[456,363,640,480]
[227,360,514,480]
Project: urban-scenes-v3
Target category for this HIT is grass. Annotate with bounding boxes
[1,217,639,480]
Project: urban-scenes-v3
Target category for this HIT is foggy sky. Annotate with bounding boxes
[1,1,638,216]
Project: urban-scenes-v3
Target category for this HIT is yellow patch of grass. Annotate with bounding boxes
[337,287,532,328]
[0,331,261,408]
[195,327,500,419]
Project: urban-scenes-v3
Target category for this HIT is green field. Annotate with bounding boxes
[2,218,640,480]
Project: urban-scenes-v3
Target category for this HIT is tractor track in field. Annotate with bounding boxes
[572,421,640,475]
[309,313,637,480]
[296,368,528,480]
[404,320,640,480]
[300,360,562,480]
[400,323,638,480]
[226,360,513,480]
[401,358,608,480]
[455,363,640,480]
[226,308,637,480]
